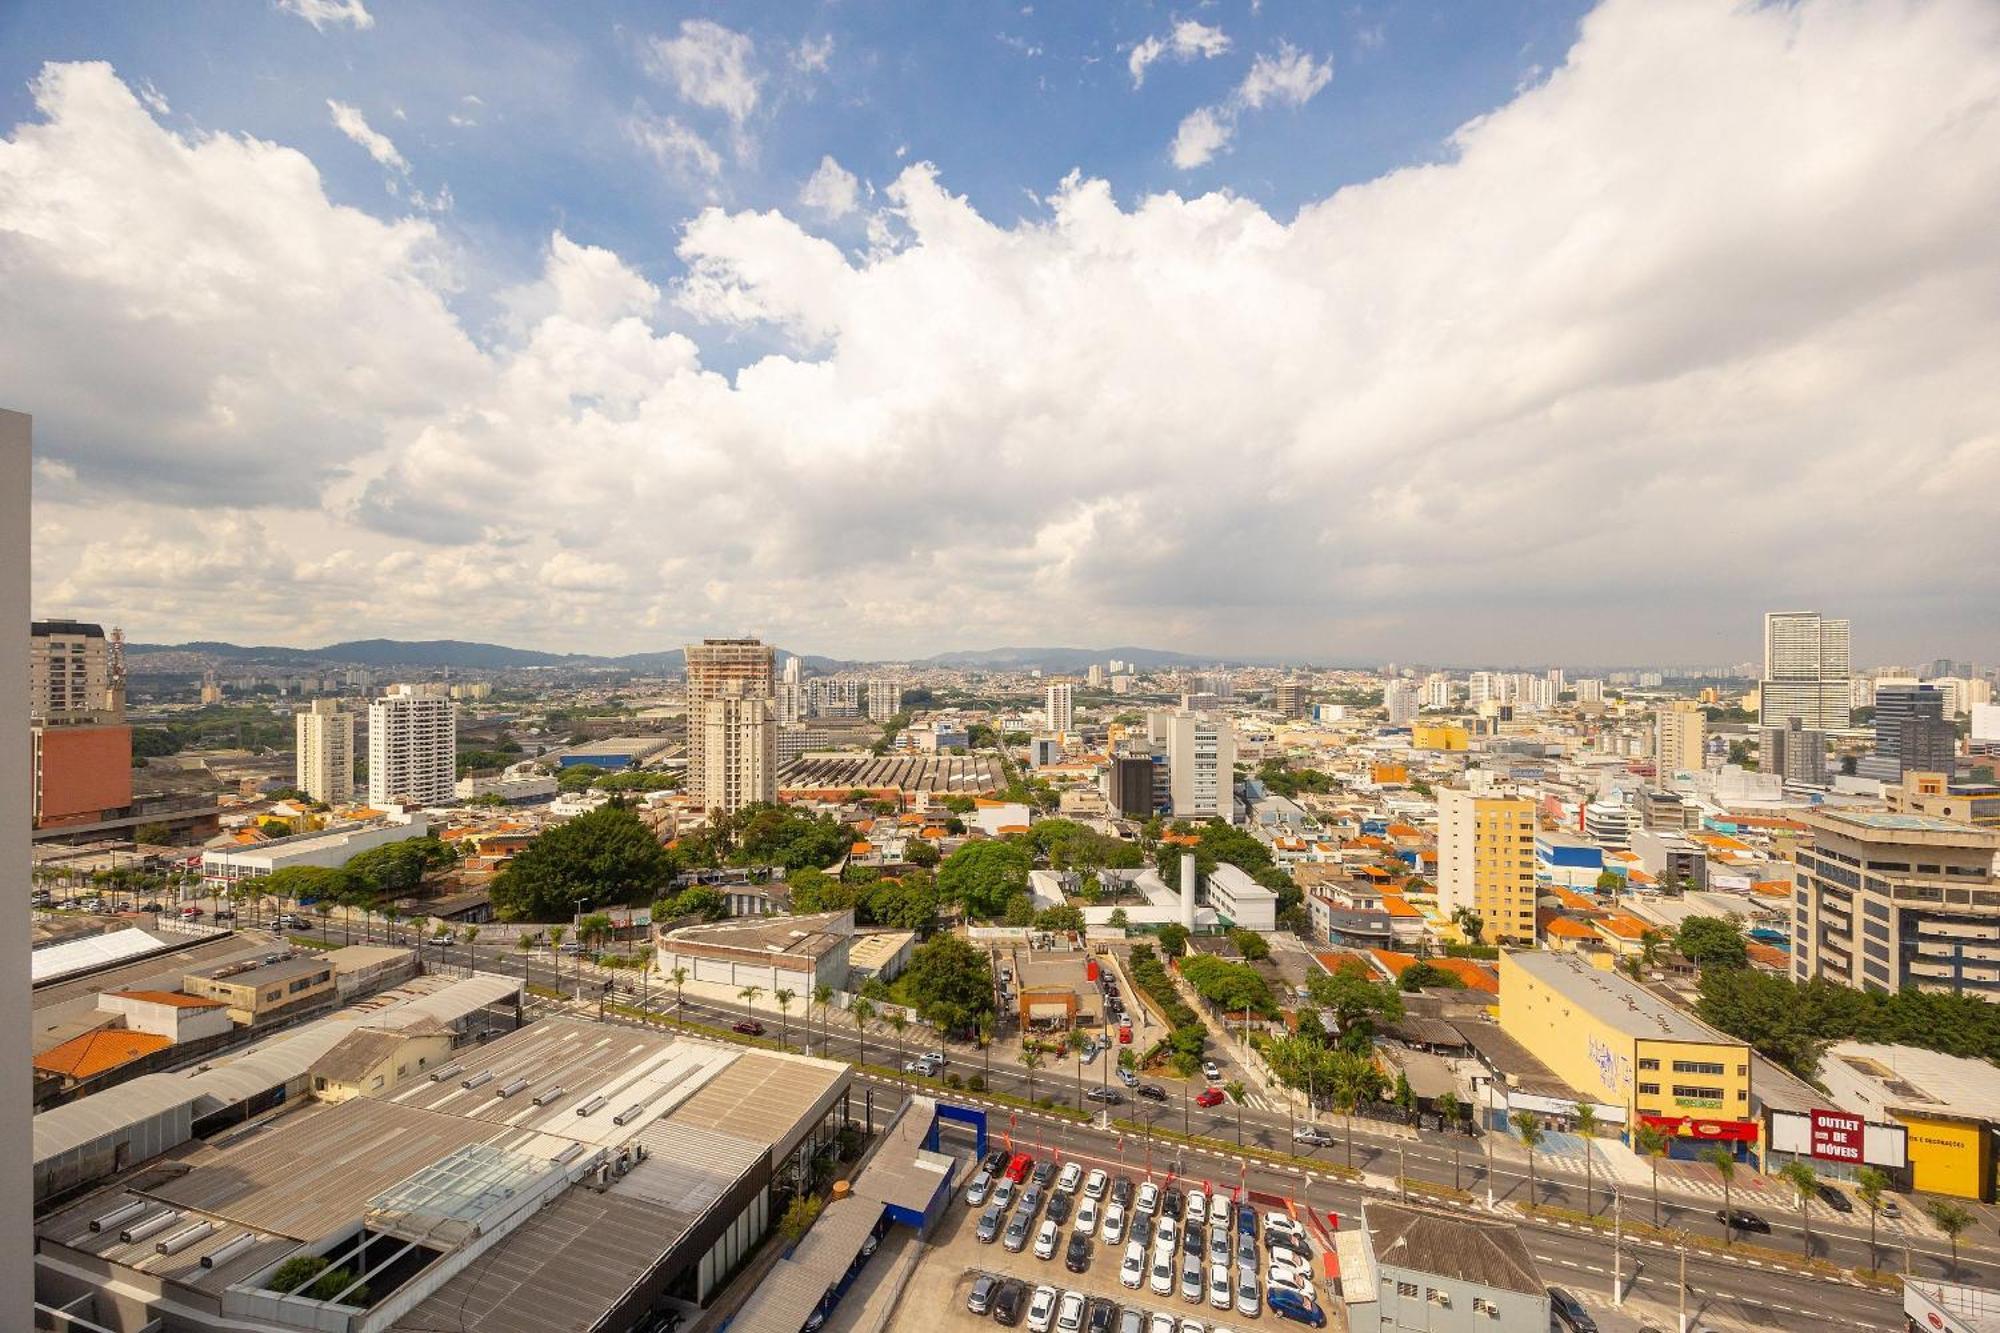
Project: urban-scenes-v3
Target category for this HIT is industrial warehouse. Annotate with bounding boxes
[33,1018,854,1333]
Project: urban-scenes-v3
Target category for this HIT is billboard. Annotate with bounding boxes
[1810,1109,1865,1163]
[1768,1108,1909,1170]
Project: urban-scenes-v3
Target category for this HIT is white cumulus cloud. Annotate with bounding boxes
[327,99,407,172]
[627,107,722,180]
[1170,107,1232,168]
[276,0,373,31]
[1129,19,1232,88]
[1237,42,1333,109]
[799,155,860,219]
[646,19,762,125]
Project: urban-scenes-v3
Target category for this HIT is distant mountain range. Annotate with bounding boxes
[126,637,1274,674]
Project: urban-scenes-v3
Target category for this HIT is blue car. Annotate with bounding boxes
[1266,1286,1325,1327]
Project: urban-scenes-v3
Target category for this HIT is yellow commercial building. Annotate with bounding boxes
[1818,1042,2000,1202]
[1438,789,1537,944]
[1500,950,1758,1159]
[1411,724,1469,751]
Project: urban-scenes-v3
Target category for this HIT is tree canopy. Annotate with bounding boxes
[937,839,1032,919]
[491,802,676,920]
[1229,928,1270,961]
[1156,819,1301,914]
[342,836,455,899]
[1180,954,1274,1016]
[1015,819,1143,874]
[1675,916,1748,970]
[1697,966,2000,1077]
[902,933,994,1018]
[1307,962,1404,1045]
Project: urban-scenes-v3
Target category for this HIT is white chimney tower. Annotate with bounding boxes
[1180,852,1197,931]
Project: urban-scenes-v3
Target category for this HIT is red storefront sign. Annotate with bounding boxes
[1809,1108,1865,1163]
[1638,1113,1760,1143]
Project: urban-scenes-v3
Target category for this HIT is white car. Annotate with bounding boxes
[1268,1243,1308,1275]
[1120,1240,1146,1288]
[1267,1262,1311,1298]
[1102,1202,1127,1246]
[1057,1161,1084,1195]
[1266,1212,1307,1249]
[1028,1285,1060,1333]
[1209,1264,1232,1310]
[965,1171,993,1206]
[1186,1189,1207,1226]
[1181,1253,1204,1302]
[1075,1198,1099,1239]
[1180,1320,1206,1333]
[1056,1291,1086,1333]
[1084,1168,1109,1200]
[1155,1216,1178,1252]
[995,1179,1017,1210]
[1035,1219,1061,1260]
[1203,1061,1222,1081]
[1148,1315,1176,1333]
[1150,1247,1176,1296]
[1136,1182,1160,1217]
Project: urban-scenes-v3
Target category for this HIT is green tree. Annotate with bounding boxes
[1327,1050,1381,1171]
[773,988,796,1045]
[1573,1104,1599,1217]
[1777,1160,1818,1258]
[1035,904,1085,933]
[1594,869,1624,895]
[1929,1200,1973,1276]
[1451,907,1484,945]
[1855,1167,1889,1272]
[666,886,730,921]
[1704,1146,1738,1244]
[1633,1121,1670,1227]
[1019,1045,1043,1103]
[1514,1111,1544,1209]
[1108,907,1130,930]
[813,982,836,1054]
[1157,922,1190,956]
[778,1193,823,1242]
[1308,964,1404,1043]
[577,911,614,954]
[905,837,940,867]
[1229,929,1270,961]
[937,840,1033,919]
[491,803,676,920]
[851,997,875,1067]
[1675,916,1749,970]
[1397,960,1464,992]
[1223,1079,1247,1144]
[1001,892,1037,926]
[903,934,995,1017]
[556,763,606,791]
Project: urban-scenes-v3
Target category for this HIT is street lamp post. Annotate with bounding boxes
[1612,1190,1624,1307]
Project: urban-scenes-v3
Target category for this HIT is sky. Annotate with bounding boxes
[3,0,1997,667]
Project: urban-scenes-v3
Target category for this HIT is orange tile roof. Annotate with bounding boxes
[1367,948,1418,979]
[919,826,946,839]
[854,819,875,834]
[1746,941,1790,968]
[34,1028,172,1080]
[1385,823,1420,838]
[1160,832,1202,847]
[1543,917,1597,940]
[1597,912,1652,940]
[111,990,225,1009]
[1749,879,1793,897]
[1431,957,1499,992]
[1550,887,1599,912]
[850,841,874,855]
[1379,895,1422,919]
[997,824,1031,835]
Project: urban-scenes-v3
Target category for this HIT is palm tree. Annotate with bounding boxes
[1778,1161,1817,1259]
[1633,1122,1670,1227]
[516,931,535,981]
[382,904,402,946]
[1437,1091,1464,1190]
[1573,1103,1599,1217]
[1928,1200,1973,1276]
[1327,1051,1378,1172]
[1513,1111,1544,1210]
[852,998,876,1068]
[314,900,333,943]
[738,985,764,1023]
[813,982,835,1053]
[1855,1167,1889,1272]
[1703,1146,1737,1245]
[1224,1079,1246,1145]
[887,1011,909,1082]
[459,924,479,974]
[671,966,689,1030]
[978,1012,996,1086]
[1019,1046,1044,1103]
[773,988,796,1045]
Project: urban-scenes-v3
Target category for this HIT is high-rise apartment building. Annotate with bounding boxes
[1383,680,1418,725]
[700,682,776,815]
[865,679,902,722]
[1273,679,1310,720]
[1167,711,1235,822]
[1653,700,1707,782]
[367,683,456,807]
[1045,682,1074,736]
[295,699,356,805]
[29,619,131,828]
[1438,788,1537,945]
[1791,810,2000,998]
[1761,610,1853,730]
[1422,674,1454,709]
[1573,678,1606,704]
[1760,717,1827,785]
[30,618,121,721]
[684,637,775,796]
[1858,685,1956,781]
[1106,755,1161,819]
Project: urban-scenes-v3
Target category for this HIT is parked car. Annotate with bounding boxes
[1111,1175,1135,1208]
[1549,1286,1599,1333]
[1148,1314,1176,1333]
[1265,1286,1325,1327]
[1162,1188,1184,1221]
[1291,1125,1334,1148]
[977,1205,1006,1244]
[994,1279,1028,1327]
[1881,1199,1903,1219]
[1155,1216,1179,1252]
[1136,1182,1160,1217]
[1005,1210,1033,1252]
[1057,1161,1084,1195]
[1120,1240,1146,1288]
[1085,1299,1116,1333]
[1818,1185,1854,1214]
[1065,1232,1092,1273]
[1085,1168,1109,1199]
[1266,1213,1309,1251]
[1195,1087,1224,1108]
[1208,1226,1231,1266]
[1102,1202,1127,1245]
[969,1274,998,1314]
[985,1148,1013,1176]
[995,1179,1017,1210]
[1117,1308,1144,1333]
[965,1171,994,1207]
[905,1053,945,1076]
[1056,1291,1086,1333]
[1235,1269,1261,1318]
[733,1020,766,1036]
[1186,1189,1207,1226]
[1036,1219,1061,1261]
[1047,1193,1073,1226]
[1182,1223,1203,1258]
[1138,1084,1169,1103]
[1267,1261,1310,1298]
[1034,1159,1059,1189]
[1203,1061,1222,1081]
[1208,1263,1232,1310]
[1119,1023,1134,1043]
[1075,1198,1100,1239]
[1715,1208,1770,1234]
[1086,1087,1124,1105]
[1021,1186,1044,1218]
[1179,1252,1204,1302]
[1007,1153,1035,1183]
[1027,1285,1059,1333]
[1117,1066,1140,1088]
[1149,1245,1176,1296]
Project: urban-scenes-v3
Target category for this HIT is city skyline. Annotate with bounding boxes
[4,0,1998,660]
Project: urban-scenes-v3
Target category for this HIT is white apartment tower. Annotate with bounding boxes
[367,683,456,807]
[1167,711,1236,822]
[700,682,776,815]
[1384,680,1418,725]
[296,698,356,805]
[1653,700,1707,782]
[866,679,902,722]
[29,618,121,722]
[685,638,776,795]
[1045,682,1074,736]
[1761,611,1853,730]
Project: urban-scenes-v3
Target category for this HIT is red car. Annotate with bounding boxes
[1117,1024,1133,1044]
[1004,1152,1034,1183]
[1195,1087,1225,1108]
[733,1020,766,1036]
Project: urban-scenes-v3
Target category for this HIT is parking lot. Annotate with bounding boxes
[916,1136,1339,1333]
